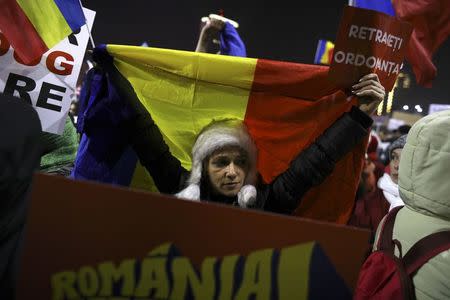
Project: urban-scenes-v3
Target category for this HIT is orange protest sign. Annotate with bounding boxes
[17,174,370,299]
[329,6,412,91]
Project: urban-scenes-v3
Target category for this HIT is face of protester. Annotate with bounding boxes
[206,146,249,197]
[69,102,78,116]
[389,148,402,184]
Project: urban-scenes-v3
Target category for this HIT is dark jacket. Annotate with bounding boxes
[0,94,42,298]
[348,188,390,238]
[129,105,372,214]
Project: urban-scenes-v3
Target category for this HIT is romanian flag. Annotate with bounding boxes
[392,0,450,87]
[75,45,368,224]
[350,0,450,87]
[0,0,85,63]
[348,0,395,16]
[313,40,334,65]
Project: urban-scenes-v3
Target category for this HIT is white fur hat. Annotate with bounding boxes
[175,119,258,208]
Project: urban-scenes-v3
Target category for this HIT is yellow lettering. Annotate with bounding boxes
[217,255,240,300]
[78,266,99,297]
[235,249,273,300]
[278,243,313,300]
[169,257,217,299]
[87,298,129,300]
[134,256,170,298]
[147,243,173,256]
[51,271,79,300]
[98,259,136,296]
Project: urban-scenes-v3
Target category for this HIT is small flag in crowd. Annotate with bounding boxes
[349,0,450,87]
[348,0,395,16]
[314,40,334,65]
[0,0,85,63]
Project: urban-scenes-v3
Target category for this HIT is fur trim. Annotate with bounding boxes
[175,184,200,201]
[238,185,257,208]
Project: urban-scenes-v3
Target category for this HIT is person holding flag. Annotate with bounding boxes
[126,72,385,213]
[73,44,387,221]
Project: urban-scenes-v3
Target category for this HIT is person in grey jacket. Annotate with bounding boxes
[374,109,450,299]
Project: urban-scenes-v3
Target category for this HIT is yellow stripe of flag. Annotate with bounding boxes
[17,0,72,48]
[107,45,257,169]
[320,41,334,65]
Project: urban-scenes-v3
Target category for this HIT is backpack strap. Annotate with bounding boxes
[403,230,450,276]
[377,205,404,252]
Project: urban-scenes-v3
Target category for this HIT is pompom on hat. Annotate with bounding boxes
[175,119,258,208]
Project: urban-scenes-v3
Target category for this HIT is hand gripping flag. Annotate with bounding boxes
[73,45,368,224]
[0,0,85,63]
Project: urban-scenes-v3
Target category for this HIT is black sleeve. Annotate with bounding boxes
[0,95,42,297]
[264,106,372,214]
[127,111,189,194]
[92,49,189,194]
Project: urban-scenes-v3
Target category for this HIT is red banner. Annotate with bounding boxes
[18,174,370,299]
[329,6,412,91]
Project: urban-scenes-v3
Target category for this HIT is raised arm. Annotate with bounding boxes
[195,17,225,53]
[91,48,189,194]
[264,73,385,213]
[128,109,189,194]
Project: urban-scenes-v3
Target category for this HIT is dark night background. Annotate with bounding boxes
[82,0,449,115]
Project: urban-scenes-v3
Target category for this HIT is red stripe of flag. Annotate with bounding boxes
[0,0,49,63]
[245,59,366,223]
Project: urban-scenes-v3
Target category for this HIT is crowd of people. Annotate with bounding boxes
[0,13,449,300]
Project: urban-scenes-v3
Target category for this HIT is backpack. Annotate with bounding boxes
[354,206,450,300]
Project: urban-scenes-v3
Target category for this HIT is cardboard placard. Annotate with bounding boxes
[329,6,412,91]
[18,174,370,299]
[0,8,95,134]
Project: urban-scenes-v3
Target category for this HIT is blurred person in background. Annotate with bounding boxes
[349,135,407,241]
[195,14,246,57]
[373,110,450,299]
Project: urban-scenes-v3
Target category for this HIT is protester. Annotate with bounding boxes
[373,110,450,299]
[39,117,79,177]
[195,15,247,57]
[195,16,225,54]
[383,124,411,144]
[128,73,384,213]
[349,135,407,237]
[356,134,385,199]
[0,94,42,298]
[69,100,79,125]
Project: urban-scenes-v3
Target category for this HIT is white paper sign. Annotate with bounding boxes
[428,103,450,115]
[0,8,95,134]
[387,118,405,131]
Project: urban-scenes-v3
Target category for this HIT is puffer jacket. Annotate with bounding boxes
[374,109,450,300]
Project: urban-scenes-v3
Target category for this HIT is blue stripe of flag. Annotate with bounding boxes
[350,0,395,16]
[314,40,327,64]
[54,0,86,31]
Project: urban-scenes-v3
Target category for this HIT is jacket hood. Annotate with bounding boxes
[398,109,450,220]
